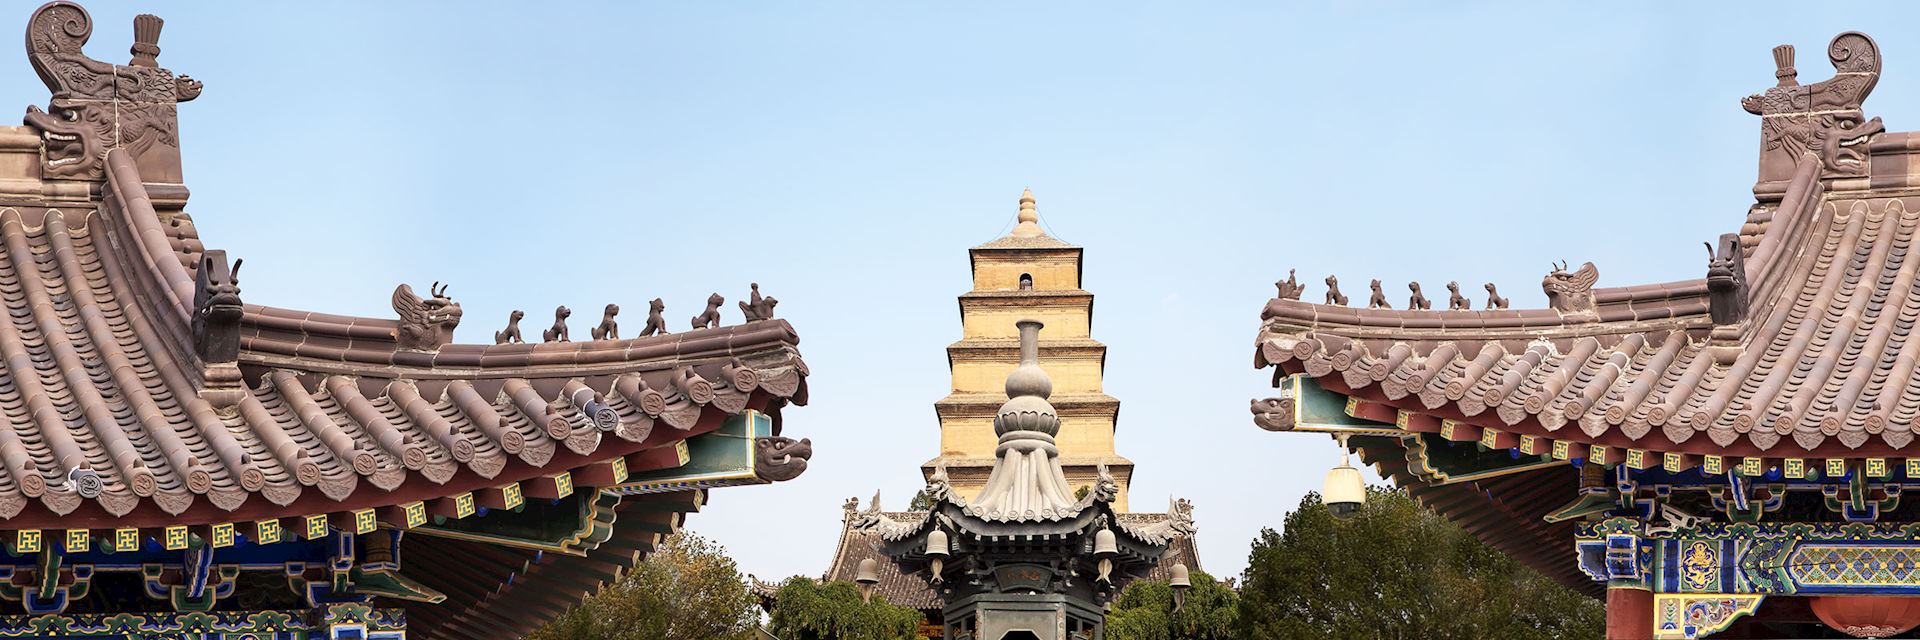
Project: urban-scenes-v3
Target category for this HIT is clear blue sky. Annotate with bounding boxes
[11,1,1920,584]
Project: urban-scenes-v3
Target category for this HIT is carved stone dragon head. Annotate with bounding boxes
[753,436,812,482]
[191,250,242,364]
[1542,261,1600,315]
[392,282,462,352]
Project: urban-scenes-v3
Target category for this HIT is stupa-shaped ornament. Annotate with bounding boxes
[966,319,1081,521]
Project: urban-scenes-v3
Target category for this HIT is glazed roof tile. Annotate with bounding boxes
[0,158,810,528]
[1258,156,1920,458]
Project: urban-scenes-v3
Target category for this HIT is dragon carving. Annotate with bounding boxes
[23,3,202,182]
[392,282,462,352]
[753,436,812,482]
[1742,33,1884,192]
[191,250,243,408]
[1706,233,1749,326]
[1251,397,1294,431]
[1542,261,1599,316]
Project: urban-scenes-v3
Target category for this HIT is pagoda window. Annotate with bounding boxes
[1019,273,1033,290]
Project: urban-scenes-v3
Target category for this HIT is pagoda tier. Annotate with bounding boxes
[0,3,815,639]
[1252,30,1920,640]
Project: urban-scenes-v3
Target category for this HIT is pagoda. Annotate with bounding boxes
[929,188,1133,509]
[0,3,815,639]
[795,192,1198,636]
[1252,32,1920,639]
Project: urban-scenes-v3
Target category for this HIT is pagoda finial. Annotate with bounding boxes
[967,318,1079,520]
[1011,187,1044,238]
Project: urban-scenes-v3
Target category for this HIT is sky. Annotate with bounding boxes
[9,1,1920,584]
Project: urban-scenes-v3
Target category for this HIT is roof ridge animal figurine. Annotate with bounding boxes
[1447,281,1470,310]
[1324,275,1348,306]
[1408,282,1430,310]
[638,298,669,337]
[691,293,724,329]
[392,282,462,352]
[1543,261,1600,314]
[1274,269,1304,300]
[591,303,620,340]
[1367,279,1390,309]
[543,305,570,342]
[739,283,778,321]
[494,310,524,344]
[1485,283,1510,309]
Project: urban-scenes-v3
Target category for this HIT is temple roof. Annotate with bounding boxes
[3,1,815,633]
[1252,32,1920,459]
[1250,29,1912,596]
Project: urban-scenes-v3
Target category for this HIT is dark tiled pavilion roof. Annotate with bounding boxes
[806,499,1203,612]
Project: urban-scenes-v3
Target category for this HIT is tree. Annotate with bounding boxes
[1235,486,1603,640]
[908,489,934,511]
[524,531,760,640]
[1105,570,1239,640]
[767,577,924,640]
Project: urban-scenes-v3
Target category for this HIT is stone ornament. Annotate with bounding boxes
[190,251,242,365]
[1446,281,1470,310]
[1543,261,1599,315]
[1274,269,1304,301]
[1706,233,1749,326]
[1251,397,1294,431]
[691,293,724,329]
[1742,32,1883,191]
[1407,282,1431,310]
[543,306,570,342]
[493,310,524,344]
[23,2,201,182]
[1324,275,1348,306]
[1367,279,1390,309]
[391,282,461,352]
[739,283,777,322]
[638,298,669,337]
[590,304,619,340]
[753,436,813,482]
[1485,283,1510,309]
[191,250,244,408]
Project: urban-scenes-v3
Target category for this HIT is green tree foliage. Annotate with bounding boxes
[524,531,760,640]
[768,577,925,640]
[908,489,934,511]
[1235,486,1604,640]
[1105,570,1239,640]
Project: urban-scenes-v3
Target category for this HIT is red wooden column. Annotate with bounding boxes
[1606,586,1652,640]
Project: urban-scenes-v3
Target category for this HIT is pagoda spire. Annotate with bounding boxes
[967,318,1080,520]
[1010,187,1045,238]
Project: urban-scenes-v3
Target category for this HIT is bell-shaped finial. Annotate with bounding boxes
[926,529,950,557]
[130,14,163,67]
[1093,528,1117,557]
